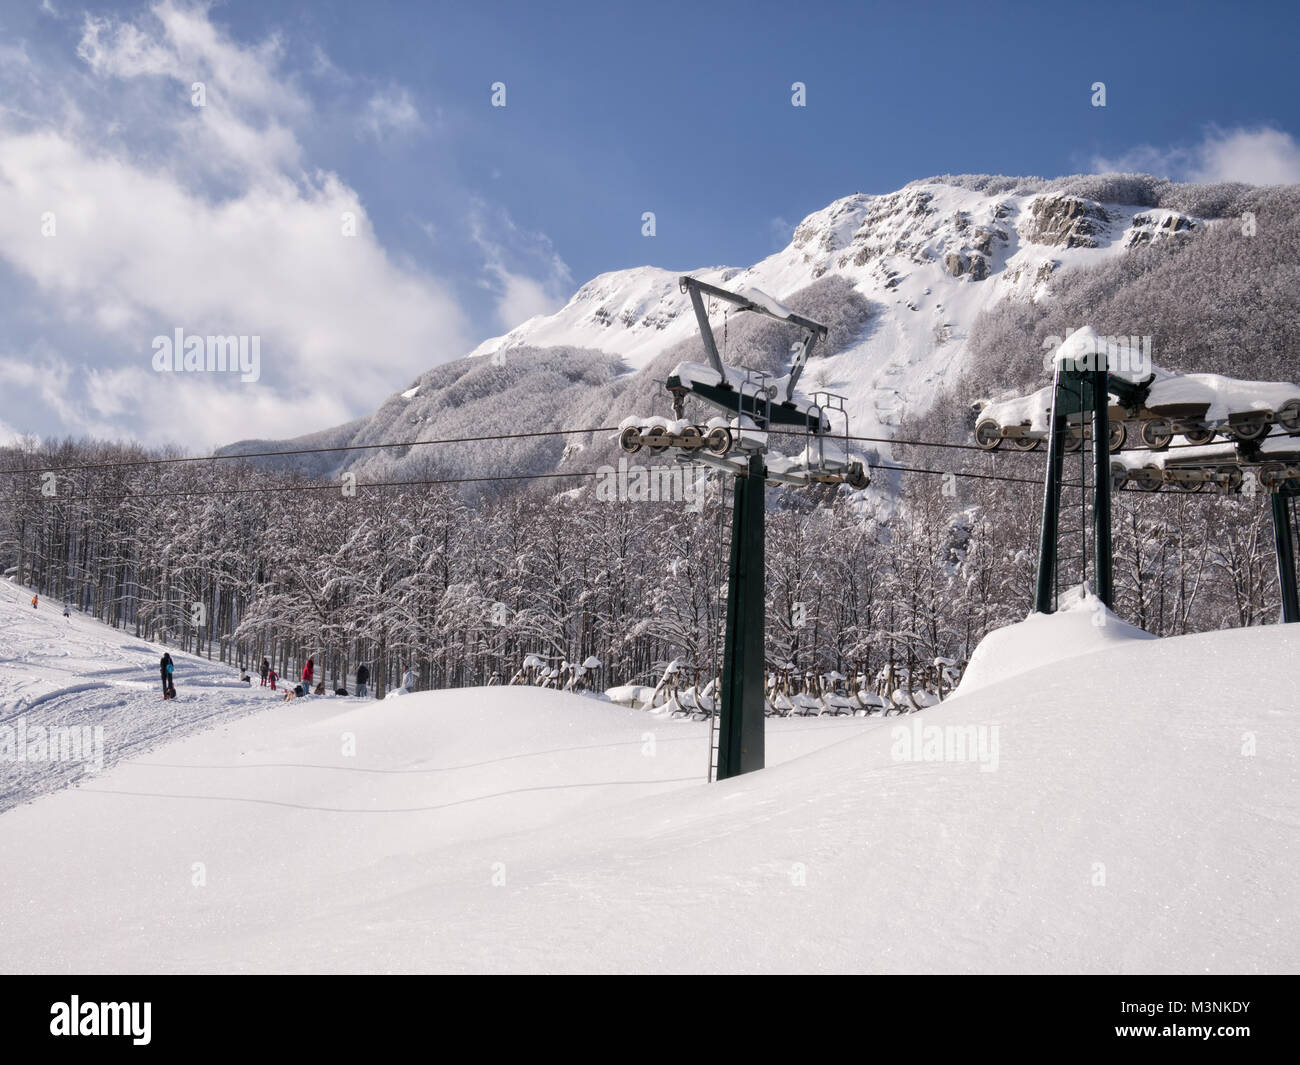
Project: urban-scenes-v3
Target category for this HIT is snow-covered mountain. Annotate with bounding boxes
[469,182,1193,428]
[217,174,1213,481]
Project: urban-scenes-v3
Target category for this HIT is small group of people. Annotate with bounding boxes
[257,657,279,690]
[150,650,419,705]
[29,593,71,619]
[243,655,426,700]
[146,649,425,703]
[251,655,380,699]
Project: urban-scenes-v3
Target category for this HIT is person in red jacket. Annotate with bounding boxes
[302,657,314,693]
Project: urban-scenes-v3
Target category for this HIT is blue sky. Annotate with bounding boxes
[1,0,1299,447]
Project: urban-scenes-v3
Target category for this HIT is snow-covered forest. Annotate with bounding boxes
[8,176,1297,699]
[2,179,1296,702]
[1,433,1284,699]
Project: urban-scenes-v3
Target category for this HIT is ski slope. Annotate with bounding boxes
[0,578,1296,974]
[0,578,269,813]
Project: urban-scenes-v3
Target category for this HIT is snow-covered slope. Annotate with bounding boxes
[0,577,267,813]
[1,574,1295,974]
[217,176,1207,479]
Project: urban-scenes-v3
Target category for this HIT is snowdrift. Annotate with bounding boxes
[954,586,1157,697]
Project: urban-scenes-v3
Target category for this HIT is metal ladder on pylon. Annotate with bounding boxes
[708,708,721,782]
[707,477,733,783]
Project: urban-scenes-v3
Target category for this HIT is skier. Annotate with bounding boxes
[302,656,314,692]
[259,657,270,687]
[31,594,37,609]
[268,667,278,691]
[402,665,416,693]
[355,663,370,699]
[160,653,176,700]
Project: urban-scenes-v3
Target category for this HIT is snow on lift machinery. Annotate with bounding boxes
[991,337,1300,623]
[619,276,871,780]
[618,277,870,489]
[976,366,1300,455]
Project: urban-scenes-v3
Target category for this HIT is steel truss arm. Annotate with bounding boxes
[679,275,828,401]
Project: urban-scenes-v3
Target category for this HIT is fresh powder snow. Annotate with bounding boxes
[1,575,1296,973]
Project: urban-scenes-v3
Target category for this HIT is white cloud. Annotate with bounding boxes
[79,1,303,116]
[1190,127,1300,185]
[1093,125,1300,185]
[0,131,470,443]
[469,203,573,332]
[0,2,471,448]
[0,39,37,82]
[769,216,794,249]
[493,273,560,330]
[76,1,308,182]
[0,350,84,432]
[309,44,348,83]
[361,87,424,140]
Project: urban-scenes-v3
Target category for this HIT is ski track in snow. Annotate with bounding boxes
[0,579,270,813]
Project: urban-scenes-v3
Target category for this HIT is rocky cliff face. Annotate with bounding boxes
[1018,194,1111,248]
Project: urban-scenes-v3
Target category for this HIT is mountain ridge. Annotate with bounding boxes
[216,172,1262,486]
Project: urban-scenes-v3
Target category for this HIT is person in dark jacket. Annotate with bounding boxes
[355,663,370,698]
[160,653,176,699]
[259,658,270,687]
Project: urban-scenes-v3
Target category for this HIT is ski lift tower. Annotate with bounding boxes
[1033,360,1122,613]
[1011,338,1300,622]
[619,276,869,780]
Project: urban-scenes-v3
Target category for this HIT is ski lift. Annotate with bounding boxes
[617,277,870,492]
